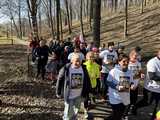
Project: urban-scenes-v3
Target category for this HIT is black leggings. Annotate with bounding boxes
[130,87,138,105]
[110,103,126,120]
[37,59,47,80]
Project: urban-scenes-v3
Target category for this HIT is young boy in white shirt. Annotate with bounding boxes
[107,54,136,120]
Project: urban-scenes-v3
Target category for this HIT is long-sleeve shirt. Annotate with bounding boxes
[107,66,134,105]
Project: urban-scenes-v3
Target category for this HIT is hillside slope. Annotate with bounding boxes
[63,4,160,55]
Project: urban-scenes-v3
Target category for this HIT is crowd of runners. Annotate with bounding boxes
[29,35,160,120]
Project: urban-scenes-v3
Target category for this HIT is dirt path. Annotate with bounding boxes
[0,44,156,120]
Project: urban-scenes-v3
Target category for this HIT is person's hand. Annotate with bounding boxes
[130,84,137,90]
[118,86,128,92]
[141,73,145,79]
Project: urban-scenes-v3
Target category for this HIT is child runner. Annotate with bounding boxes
[127,49,143,116]
[83,51,100,104]
[107,54,136,120]
[56,53,91,120]
[99,42,118,100]
[68,46,85,63]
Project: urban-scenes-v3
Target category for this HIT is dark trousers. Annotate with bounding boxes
[100,73,108,99]
[124,87,139,115]
[135,89,160,120]
[36,59,47,80]
[84,88,97,109]
[31,48,36,62]
[110,103,126,120]
[130,87,138,105]
[135,88,149,109]
[150,92,160,120]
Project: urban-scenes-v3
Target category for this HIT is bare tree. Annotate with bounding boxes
[49,0,55,39]
[69,0,73,27]
[18,0,22,39]
[56,0,60,41]
[26,0,40,40]
[38,0,42,35]
[0,0,20,38]
[92,0,101,47]
[64,0,72,34]
[27,9,32,31]
[80,0,84,37]
[141,0,144,13]
[124,0,128,37]
[90,0,93,30]
[60,8,63,41]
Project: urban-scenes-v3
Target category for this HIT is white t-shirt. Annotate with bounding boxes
[107,67,134,105]
[128,61,142,87]
[69,65,84,99]
[68,52,85,62]
[99,49,118,73]
[99,49,118,63]
[145,57,160,93]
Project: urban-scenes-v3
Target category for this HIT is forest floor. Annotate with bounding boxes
[0,44,156,120]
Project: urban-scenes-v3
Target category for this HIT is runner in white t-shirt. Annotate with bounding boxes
[144,49,160,120]
[99,42,118,100]
[107,54,136,120]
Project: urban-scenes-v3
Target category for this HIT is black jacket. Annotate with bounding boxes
[35,45,51,62]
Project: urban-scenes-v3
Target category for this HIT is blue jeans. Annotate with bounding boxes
[63,97,82,120]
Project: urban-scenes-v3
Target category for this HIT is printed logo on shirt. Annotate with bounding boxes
[71,73,83,89]
[107,55,114,61]
[129,65,140,74]
[129,65,140,79]
[119,76,130,89]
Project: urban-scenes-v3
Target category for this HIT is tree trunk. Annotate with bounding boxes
[65,0,72,34]
[49,0,55,40]
[69,0,73,27]
[12,17,20,38]
[80,0,84,37]
[18,0,22,39]
[90,0,93,30]
[27,9,32,31]
[92,0,101,47]
[124,0,128,37]
[27,0,39,40]
[22,20,26,37]
[60,9,63,41]
[86,0,89,22]
[141,0,144,13]
[56,0,60,41]
[38,7,42,35]
[144,0,147,6]
[53,0,56,31]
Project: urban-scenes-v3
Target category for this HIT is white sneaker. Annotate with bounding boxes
[84,109,88,119]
